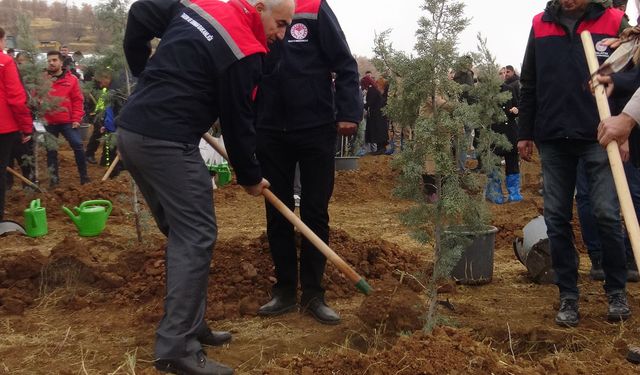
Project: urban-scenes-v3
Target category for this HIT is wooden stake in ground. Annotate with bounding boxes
[582,31,640,272]
[101,154,120,181]
[202,133,373,295]
[6,166,43,193]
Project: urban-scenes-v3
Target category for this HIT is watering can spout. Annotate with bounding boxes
[62,206,80,226]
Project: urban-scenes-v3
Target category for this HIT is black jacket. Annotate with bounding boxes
[256,0,362,131]
[518,2,625,142]
[117,0,267,185]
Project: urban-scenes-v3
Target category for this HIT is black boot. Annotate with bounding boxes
[257,290,297,316]
[301,296,340,325]
[198,329,232,346]
[555,297,579,327]
[155,351,233,375]
[607,292,631,322]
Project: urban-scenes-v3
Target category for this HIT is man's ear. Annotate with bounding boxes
[255,1,265,13]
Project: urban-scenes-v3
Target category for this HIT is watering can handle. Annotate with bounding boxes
[30,199,40,210]
[79,200,113,216]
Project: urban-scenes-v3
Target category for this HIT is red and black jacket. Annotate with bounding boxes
[256,0,363,131]
[118,0,267,185]
[44,70,85,126]
[0,53,32,135]
[518,2,625,143]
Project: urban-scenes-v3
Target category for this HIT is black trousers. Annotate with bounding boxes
[0,132,20,221]
[85,123,102,158]
[257,125,337,304]
[6,136,35,188]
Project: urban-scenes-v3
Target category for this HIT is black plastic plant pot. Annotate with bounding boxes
[335,156,359,171]
[445,225,498,285]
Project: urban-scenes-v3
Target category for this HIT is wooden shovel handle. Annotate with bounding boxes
[101,154,120,182]
[202,132,372,295]
[582,31,640,272]
[6,166,43,193]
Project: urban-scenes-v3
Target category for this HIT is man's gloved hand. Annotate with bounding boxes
[337,121,357,136]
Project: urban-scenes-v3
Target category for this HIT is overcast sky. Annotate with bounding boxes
[330,0,640,69]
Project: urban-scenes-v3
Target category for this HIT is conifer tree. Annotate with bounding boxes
[374,0,510,331]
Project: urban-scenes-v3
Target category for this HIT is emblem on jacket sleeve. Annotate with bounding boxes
[290,23,309,42]
[595,40,610,58]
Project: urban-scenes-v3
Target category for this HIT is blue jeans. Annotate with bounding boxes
[539,140,626,299]
[576,160,639,268]
[45,124,88,183]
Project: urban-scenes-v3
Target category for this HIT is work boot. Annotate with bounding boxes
[80,176,91,185]
[627,346,640,364]
[505,173,523,202]
[86,155,97,164]
[555,297,579,327]
[198,329,232,347]
[589,259,605,281]
[257,291,297,316]
[485,172,505,204]
[155,350,233,375]
[49,176,59,189]
[301,296,340,325]
[607,292,631,322]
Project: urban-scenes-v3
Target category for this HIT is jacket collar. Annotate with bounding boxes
[229,0,268,51]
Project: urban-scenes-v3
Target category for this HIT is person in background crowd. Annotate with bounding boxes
[485,67,523,204]
[43,50,88,187]
[363,75,388,155]
[0,26,32,220]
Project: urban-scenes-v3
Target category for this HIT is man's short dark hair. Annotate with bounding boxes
[47,50,62,58]
[612,0,627,8]
[505,65,515,72]
[7,48,14,54]
[0,27,5,39]
[365,70,372,74]
[60,45,68,49]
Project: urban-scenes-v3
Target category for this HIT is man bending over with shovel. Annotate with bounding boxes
[116,0,294,374]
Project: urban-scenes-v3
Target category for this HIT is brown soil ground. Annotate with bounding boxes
[1,146,639,374]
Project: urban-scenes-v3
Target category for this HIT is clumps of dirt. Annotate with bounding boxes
[0,234,163,315]
[332,156,399,203]
[120,228,426,322]
[264,326,529,375]
[356,276,425,334]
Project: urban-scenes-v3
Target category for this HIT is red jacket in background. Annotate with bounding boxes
[0,53,33,135]
[44,70,84,125]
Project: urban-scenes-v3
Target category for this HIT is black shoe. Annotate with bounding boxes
[607,292,631,321]
[198,330,232,346]
[627,346,640,364]
[86,156,97,164]
[590,263,605,281]
[155,351,233,375]
[257,293,297,316]
[302,297,340,325]
[555,298,579,327]
[80,177,90,185]
[49,177,59,188]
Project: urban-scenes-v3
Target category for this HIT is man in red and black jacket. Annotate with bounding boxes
[43,50,88,186]
[517,0,629,328]
[254,0,363,325]
[0,27,32,221]
[117,0,294,374]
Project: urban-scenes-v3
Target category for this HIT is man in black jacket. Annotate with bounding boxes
[117,0,294,374]
[255,0,363,325]
[518,0,630,328]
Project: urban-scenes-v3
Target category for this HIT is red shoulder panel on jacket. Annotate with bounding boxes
[577,8,624,36]
[295,0,321,15]
[533,12,566,38]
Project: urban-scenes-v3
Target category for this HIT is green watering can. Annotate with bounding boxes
[24,199,47,238]
[62,200,112,237]
[207,163,232,187]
